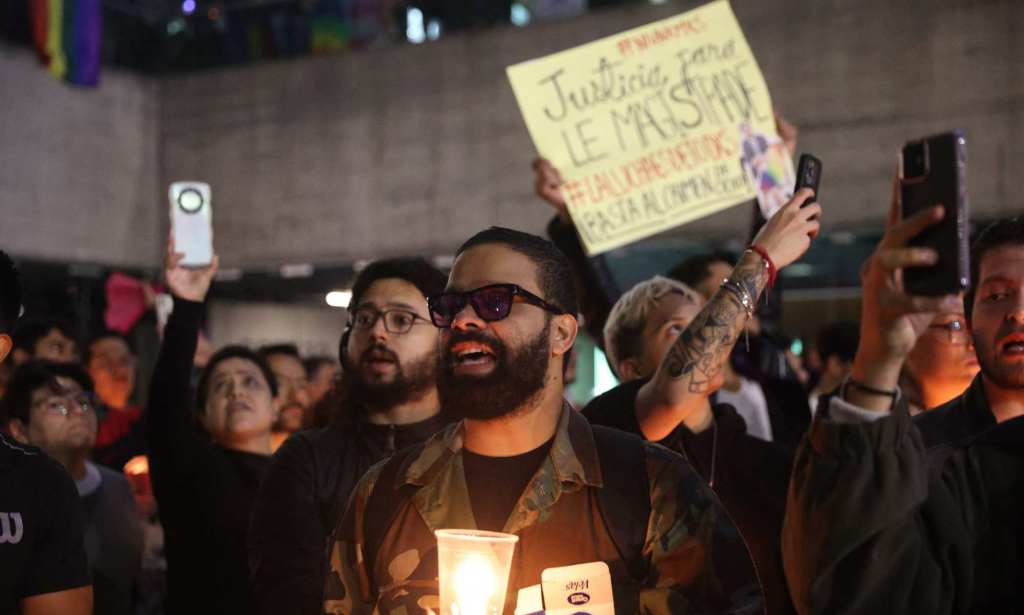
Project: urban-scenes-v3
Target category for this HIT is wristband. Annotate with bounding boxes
[747,244,777,290]
[840,376,901,411]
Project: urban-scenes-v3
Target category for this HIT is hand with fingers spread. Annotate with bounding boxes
[532,158,571,223]
[850,177,963,405]
[750,187,822,270]
[165,234,219,303]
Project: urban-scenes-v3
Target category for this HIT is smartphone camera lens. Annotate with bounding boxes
[178,188,204,213]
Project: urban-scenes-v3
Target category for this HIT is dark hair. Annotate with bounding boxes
[966,216,1024,320]
[815,321,860,364]
[455,227,579,317]
[12,316,77,354]
[258,343,301,361]
[667,251,737,288]
[195,345,278,412]
[83,330,135,366]
[349,258,448,313]
[3,360,95,425]
[303,355,336,378]
[0,251,20,335]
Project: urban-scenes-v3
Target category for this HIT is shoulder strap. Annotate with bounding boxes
[361,443,424,591]
[590,425,651,582]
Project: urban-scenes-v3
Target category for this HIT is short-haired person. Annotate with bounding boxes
[85,331,145,468]
[5,361,144,615]
[901,298,979,414]
[806,321,859,415]
[783,194,1024,611]
[11,316,78,364]
[0,250,92,615]
[585,190,821,615]
[303,355,339,406]
[249,258,450,615]
[324,228,762,614]
[147,237,279,615]
[258,343,311,449]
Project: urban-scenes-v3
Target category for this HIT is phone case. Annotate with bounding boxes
[169,182,213,267]
[794,153,822,198]
[900,131,969,296]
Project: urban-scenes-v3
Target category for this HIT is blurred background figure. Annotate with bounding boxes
[11,316,78,364]
[901,300,980,415]
[303,355,339,408]
[806,321,859,416]
[259,344,311,449]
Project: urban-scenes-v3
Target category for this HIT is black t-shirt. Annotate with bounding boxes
[0,433,91,611]
[582,380,798,615]
[463,438,554,532]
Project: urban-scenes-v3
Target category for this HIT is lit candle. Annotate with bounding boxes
[436,530,519,615]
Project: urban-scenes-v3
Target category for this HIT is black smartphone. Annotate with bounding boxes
[794,153,823,203]
[900,131,970,296]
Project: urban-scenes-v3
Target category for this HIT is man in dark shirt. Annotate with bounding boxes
[325,228,763,614]
[584,185,823,615]
[248,258,450,615]
[783,202,1024,612]
[5,361,143,615]
[0,249,92,615]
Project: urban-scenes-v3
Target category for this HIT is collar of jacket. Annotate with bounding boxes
[393,402,604,534]
[914,373,996,450]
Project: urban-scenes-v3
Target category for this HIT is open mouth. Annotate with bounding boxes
[450,341,497,370]
[997,332,1024,357]
[226,400,253,414]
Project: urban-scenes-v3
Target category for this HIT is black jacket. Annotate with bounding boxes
[247,411,450,615]
[783,378,1024,614]
[146,297,270,615]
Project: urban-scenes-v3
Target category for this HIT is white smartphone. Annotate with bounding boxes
[169,181,213,267]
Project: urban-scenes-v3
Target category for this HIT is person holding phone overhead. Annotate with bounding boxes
[146,214,282,615]
[783,154,1024,615]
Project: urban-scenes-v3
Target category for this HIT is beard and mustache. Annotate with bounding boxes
[342,342,437,412]
[437,323,552,422]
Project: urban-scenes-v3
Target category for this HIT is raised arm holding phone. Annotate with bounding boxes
[782,166,1024,613]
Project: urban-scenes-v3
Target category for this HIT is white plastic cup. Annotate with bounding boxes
[435,529,519,615]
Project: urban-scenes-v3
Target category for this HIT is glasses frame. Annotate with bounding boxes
[347,307,433,335]
[427,283,566,328]
[32,391,97,418]
[927,318,969,344]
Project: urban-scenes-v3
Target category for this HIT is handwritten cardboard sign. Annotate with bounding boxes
[507,0,782,254]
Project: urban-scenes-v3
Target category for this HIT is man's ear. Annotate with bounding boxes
[12,347,30,365]
[7,419,30,445]
[550,314,578,357]
[618,358,642,382]
[0,334,11,363]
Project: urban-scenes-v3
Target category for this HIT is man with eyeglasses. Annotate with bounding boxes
[324,227,764,615]
[784,198,1024,611]
[901,301,979,415]
[249,258,450,615]
[4,360,144,615]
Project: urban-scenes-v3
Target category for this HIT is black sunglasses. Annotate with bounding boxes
[427,283,566,328]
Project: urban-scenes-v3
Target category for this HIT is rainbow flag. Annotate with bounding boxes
[29,0,102,86]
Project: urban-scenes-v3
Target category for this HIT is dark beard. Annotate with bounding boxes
[974,327,1024,389]
[342,346,437,413]
[437,325,551,422]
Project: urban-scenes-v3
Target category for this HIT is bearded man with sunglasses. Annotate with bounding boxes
[249,258,451,615]
[323,227,765,615]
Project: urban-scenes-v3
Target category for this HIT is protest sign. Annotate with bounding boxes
[507,0,790,254]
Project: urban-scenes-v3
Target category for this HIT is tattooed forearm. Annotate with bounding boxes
[662,251,769,393]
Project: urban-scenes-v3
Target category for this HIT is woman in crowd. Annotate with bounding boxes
[146,237,279,615]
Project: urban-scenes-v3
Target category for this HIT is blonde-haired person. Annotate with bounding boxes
[585,272,803,615]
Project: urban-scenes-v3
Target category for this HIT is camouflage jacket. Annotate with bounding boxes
[324,405,762,614]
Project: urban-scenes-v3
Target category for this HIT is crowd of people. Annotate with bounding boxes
[1,126,1022,615]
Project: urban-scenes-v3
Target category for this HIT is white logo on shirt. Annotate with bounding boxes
[0,513,23,544]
